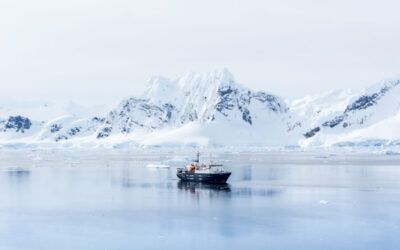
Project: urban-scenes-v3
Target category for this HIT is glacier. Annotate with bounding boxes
[1,69,400,149]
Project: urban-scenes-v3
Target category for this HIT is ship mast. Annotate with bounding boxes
[194,151,200,163]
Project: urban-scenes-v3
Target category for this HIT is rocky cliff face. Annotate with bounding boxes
[93,69,289,139]
[302,79,400,139]
[1,70,399,148]
[1,116,32,133]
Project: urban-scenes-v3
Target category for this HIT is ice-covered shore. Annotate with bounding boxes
[1,69,400,149]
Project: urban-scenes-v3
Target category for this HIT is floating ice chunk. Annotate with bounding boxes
[146,163,170,168]
[319,200,329,205]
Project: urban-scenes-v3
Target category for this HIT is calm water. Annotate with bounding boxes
[1,150,400,249]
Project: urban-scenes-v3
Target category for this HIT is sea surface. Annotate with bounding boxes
[1,150,400,250]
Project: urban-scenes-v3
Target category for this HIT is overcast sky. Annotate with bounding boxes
[1,0,400,105]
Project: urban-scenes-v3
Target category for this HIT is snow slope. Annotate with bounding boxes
[298,78,400,146]
[1,69,400,149]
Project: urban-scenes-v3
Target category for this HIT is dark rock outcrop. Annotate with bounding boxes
[304,127,320,138]
[4,116,32,133]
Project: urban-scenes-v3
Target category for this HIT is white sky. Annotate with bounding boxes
[1,0,400,106]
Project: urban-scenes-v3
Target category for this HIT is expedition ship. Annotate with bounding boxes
[176,152,231,183]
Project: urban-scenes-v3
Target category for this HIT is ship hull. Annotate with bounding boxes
[177,172,231,184]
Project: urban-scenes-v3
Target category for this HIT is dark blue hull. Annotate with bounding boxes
[177,172,231,183]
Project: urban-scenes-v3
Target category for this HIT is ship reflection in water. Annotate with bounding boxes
[2,152,400,250]
[177,180,282,200]
[8,168,30,184]
[177,180,231,193]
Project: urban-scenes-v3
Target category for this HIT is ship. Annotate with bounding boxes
[176,152,231,183]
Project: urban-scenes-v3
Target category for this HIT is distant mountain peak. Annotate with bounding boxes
[212,68,235,84]
[1,71,400,148]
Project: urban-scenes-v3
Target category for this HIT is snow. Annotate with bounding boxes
[1,69,400,149]
[146,163,170,168]
[289,89,358,128]
[0,100,107,121]
[306,109,400,147]
[143,76,183,106]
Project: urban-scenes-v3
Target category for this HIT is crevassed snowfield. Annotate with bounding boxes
[1,149,400,250]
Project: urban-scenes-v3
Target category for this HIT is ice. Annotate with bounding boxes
[1,150,400,249]
[146,163,170,168]
[162,155,191,164]
[1,71,400,149]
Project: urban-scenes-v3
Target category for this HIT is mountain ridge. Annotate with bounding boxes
[1,69,400,148]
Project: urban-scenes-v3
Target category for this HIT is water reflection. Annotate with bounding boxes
[8,168,30,183]
[118,178,175,190]
[2,153,400,250]
[242,165,252,181]
[177,181,231,193]
[231,187,282,198]
[177,181,232,200]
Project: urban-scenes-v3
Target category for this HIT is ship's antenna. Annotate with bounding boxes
[195,151,200,163]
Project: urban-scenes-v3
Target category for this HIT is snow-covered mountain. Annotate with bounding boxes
[92,69,292,146]
[1,69,400,148]
[295,78,400,146]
